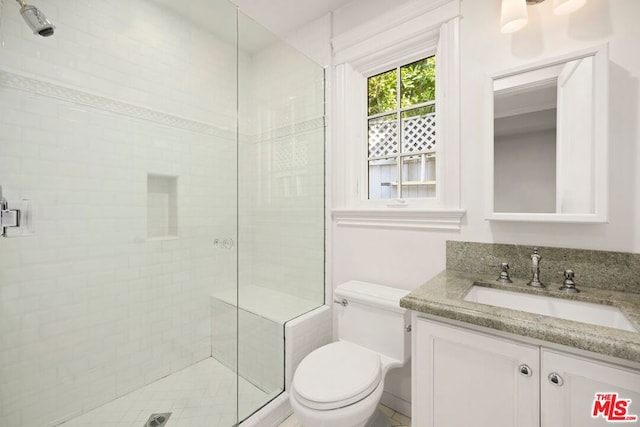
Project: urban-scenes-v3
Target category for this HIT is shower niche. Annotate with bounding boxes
[147,174,178,239]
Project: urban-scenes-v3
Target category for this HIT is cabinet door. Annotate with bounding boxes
[413,317,540,427]
[541,349,640,427]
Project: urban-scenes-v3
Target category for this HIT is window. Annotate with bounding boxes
[367,56,437,199]
[331,0,464,230]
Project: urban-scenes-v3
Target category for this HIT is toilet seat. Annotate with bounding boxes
[292,341,382,410]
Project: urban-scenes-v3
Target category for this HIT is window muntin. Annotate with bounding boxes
[367,56,437,200]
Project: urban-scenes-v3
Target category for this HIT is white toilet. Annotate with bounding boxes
[290,280,411,427]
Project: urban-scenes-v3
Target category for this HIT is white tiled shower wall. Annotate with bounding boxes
[0,89,237,427]
[0,2,327,426]
[0,1,241,426]
[0,0,239,127]
[239,40,326,304]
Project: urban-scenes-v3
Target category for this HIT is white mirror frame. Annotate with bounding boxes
[485,44,609,223]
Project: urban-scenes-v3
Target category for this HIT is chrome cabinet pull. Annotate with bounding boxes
[548,372,564,386]
[519,364,533,377]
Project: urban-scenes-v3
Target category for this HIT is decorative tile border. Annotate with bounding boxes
[270,116,326,139]
[0,68,237,139]
[249,116,326,145]
[0,68,325,141]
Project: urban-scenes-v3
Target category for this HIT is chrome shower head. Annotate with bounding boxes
[15,0,55,37]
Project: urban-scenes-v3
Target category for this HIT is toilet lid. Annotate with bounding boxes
[292,341,382,410]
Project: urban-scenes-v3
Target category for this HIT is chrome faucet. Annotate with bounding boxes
[527,248,545,288]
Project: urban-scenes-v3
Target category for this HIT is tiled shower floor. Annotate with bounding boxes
[60,358,278,427]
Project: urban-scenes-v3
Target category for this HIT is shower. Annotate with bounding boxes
[14,0,55,36]
[0,1,326,426]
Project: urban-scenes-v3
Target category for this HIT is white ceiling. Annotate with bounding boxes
[149,0,353,53]
[232,0,354,36]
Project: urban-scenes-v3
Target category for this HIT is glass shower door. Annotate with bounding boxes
[235,9,326,424]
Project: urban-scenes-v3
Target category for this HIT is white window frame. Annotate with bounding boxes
[331,0,465,231]
[366,55,437,200]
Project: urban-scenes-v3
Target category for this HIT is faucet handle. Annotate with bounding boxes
[557,270,578,278]
[559,269,580,293]
[496,262,513,284]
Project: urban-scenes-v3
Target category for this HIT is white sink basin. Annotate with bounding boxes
[464,285,638,333]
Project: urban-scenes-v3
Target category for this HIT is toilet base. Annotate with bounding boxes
[289,379,384,427]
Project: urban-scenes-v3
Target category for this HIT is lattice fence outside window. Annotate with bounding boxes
[368,113,436,158]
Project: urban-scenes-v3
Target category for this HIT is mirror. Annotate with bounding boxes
[487,46,608,223]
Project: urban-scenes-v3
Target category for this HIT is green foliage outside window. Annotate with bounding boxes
[367,69,396,115]
[367,56,436,116]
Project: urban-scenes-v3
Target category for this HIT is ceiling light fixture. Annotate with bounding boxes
[500,0,587,34]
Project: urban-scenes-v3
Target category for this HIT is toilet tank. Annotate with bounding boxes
[334,281,411,363]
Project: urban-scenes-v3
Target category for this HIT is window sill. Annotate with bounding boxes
[332,207,466,231]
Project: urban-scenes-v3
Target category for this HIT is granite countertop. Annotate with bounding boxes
[400,270,640,364]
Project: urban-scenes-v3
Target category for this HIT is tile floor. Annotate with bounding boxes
[60,358,279,427]
[278,404,412,427]
[58,357,411,427]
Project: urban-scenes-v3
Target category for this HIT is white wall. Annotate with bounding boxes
[460,0,639,252]
[328,0,640,286]
[285,0,640,415]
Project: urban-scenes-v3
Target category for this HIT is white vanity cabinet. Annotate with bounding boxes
[413,317,540,427]
[413,315,640,427]
[541,349,640,427]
